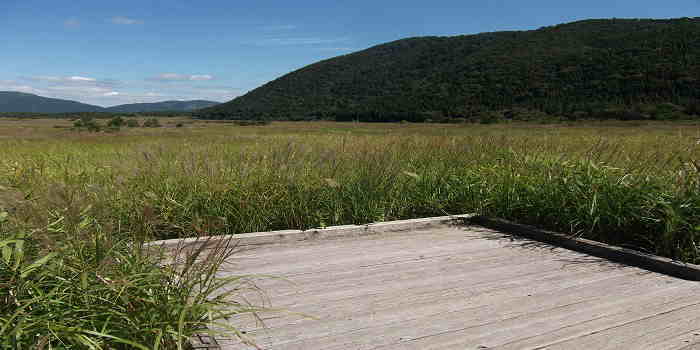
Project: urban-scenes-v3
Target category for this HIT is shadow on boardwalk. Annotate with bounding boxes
[463,225,641,272]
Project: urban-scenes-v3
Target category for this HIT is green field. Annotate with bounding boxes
[3,118,700,261]
[2,118,700,348]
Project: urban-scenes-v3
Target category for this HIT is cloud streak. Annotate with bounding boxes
[12,76,126,103]
[31,76,97,83]
[0,80,45,95]
[317,47,355,52]
[148,73,215,82]
[25,76,121,90]
[261,24,298,31]
[43,85,117,97]
[3,73,232,106]
[111,16,143,25]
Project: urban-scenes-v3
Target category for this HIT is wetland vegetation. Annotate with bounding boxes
[2,117,700,348]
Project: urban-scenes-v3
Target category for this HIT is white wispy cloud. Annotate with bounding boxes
[190,74,214,81]
[45,85,115,95]
[4,73,230,106]
[39,86,167,106]
[68,76,96,82]
[32,76,97,82]
[0,80,45,95]
[101,91,164,100]
[111,16,143,25]
[12,75,126,104]
[148,73,215,82]
[26,76,119,88]
[317,47,355,52]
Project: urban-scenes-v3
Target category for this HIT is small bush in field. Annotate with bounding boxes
[107,116,125,128]
[126,119,140,127]
[143,118,162,127]
[479,111,503,124]
[73,117,102,132]
[233,120,270,126]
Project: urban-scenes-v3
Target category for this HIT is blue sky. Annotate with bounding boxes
[1,0,699,106]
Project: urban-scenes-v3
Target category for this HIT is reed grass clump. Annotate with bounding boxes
[0,219,264,349]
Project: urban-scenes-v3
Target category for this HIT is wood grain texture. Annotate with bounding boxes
[217,225,700,350]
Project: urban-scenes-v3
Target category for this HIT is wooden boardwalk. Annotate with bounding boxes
[218,224,700,350]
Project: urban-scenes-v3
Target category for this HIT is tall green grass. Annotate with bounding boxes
[1,120,700,346]
[2,121,699,263]
[0,201,264,348]
[0,230,264,348]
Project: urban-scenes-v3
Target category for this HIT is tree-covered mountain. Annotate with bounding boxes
[198,18,700,122]
[0,91,104,113]
[104,100,219,113]
[0,91,219,114]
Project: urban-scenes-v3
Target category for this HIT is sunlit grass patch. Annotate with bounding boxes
[0,222,265,349]
[2,118,700,347]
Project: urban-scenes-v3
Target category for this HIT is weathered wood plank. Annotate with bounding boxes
[218,225,699,350]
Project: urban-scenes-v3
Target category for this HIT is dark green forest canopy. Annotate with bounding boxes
[198,18,700,122]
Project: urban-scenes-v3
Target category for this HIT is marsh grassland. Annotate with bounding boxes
[2,118,700,348]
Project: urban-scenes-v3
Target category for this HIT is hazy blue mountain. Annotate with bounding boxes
[0,91,219,114]
[104,100,219,113]
[0,91,103,113]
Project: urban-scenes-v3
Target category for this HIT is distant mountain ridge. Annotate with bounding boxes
[0,91,104,113]
[198,17,700,121]
[0,91,219,113]
[105,100,219,113]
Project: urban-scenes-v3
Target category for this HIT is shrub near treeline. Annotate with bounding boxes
[72,116,162,132]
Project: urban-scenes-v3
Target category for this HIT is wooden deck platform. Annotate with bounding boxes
[218,224,700,350]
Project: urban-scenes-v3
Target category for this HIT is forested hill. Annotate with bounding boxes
[198,18,700,122]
